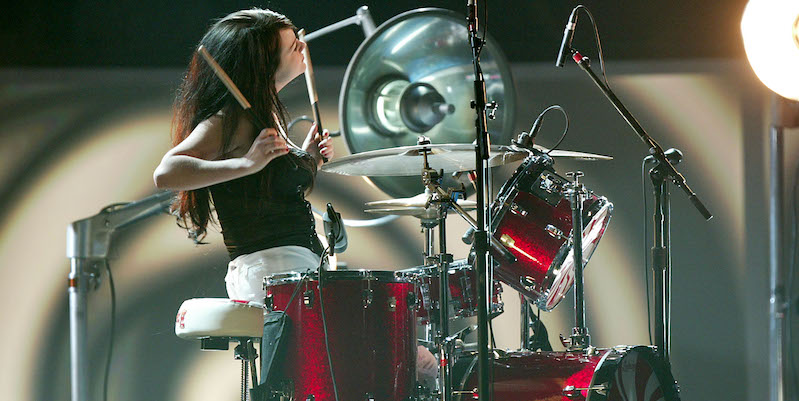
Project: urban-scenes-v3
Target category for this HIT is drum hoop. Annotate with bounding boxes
[587,346,680,401]
[491,154,555,229]
[398,259,472,277]
[265,269,411,286]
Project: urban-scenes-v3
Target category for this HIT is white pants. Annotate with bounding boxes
[224,246,321,303]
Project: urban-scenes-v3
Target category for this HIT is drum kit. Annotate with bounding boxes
[254,5,686,401]
[261,138,679,401]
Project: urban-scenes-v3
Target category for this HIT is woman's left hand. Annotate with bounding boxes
[302,123,334,167]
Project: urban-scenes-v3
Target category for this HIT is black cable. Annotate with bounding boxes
[287,115,314,132]
[530,105,569,153]
[642,159,653,346]
[317,249,340,401]
[103,262,116,401]
[573,6,610,89]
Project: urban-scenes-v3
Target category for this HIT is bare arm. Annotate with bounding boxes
[153,117,289,191]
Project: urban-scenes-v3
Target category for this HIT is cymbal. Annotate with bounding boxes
[321,143,612,177]
[364,192,477,218]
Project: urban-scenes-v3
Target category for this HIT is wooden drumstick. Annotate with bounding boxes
[297,29,328,163]
[197,45,297,167]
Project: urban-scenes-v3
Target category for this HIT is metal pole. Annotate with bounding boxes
[769,124,785,401]
[465,0,493,399]
[567,172,590,350]
[519,294,530,350]
[663,175,672,361]
[651,169,669,363]
[437,205,452,401]
[69,258,95,401]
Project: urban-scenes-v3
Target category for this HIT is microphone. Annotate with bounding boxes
[512,117,544,150]
[555,7,579,67]
[323,203,347,256]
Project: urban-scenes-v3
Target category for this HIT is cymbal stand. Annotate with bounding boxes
[419,143,454,401]
[563,171,590,350]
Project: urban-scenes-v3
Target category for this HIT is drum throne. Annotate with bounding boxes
[174,298,264,401]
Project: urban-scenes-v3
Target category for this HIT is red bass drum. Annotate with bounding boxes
[265,270,417,401]
[455,346,680,401]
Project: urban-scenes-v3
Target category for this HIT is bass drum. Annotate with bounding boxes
[455,347,680,401]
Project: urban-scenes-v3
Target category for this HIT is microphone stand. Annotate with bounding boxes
[567,49,712,365]
[466,1,493,400]
[66,191,174,401]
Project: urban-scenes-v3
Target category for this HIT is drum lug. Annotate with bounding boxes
[509,202,528,217]
[365,392,375,401]
[520,276,537,292]
[362,288,374,308]
[265,293,274,312]
[545,224,567,240]
[562,384,607,398]
[303,290,314,309]
[388,296,397,311]
[460,274,473,306]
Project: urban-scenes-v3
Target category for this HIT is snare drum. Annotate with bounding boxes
[265,270,416,401]
[490,154,612,311]
[455,346,680,401]
[398,259,503,324]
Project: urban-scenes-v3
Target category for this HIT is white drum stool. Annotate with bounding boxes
[175,298,264,401]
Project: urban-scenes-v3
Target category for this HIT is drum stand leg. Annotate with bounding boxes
[566,171,591,351]
[520,294,531,350]
[651,162,673,364]
[435,204,454,401]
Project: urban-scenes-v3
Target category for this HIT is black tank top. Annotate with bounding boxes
[209,149,324,260]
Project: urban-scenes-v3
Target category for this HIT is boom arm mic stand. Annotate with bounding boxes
[566,48,712,365]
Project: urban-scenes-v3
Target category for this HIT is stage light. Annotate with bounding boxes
[741,0,799,101]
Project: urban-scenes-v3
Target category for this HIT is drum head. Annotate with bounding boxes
[593,346,681,401]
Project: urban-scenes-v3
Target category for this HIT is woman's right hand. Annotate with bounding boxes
[241,128,290,172]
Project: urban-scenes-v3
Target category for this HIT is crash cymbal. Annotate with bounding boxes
[365,192,477,210]
[321,143,612,177]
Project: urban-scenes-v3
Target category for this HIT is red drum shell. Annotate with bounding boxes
[455,347,680,401]
[397,260,503,324]
[265,270,416,401]
[490,155,613,311]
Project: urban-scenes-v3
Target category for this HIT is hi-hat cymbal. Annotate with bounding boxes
[365,194,477,220]
[321,143,612,177]
[365,192,477,212]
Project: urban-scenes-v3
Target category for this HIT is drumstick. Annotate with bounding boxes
[197,45,297,167]
[297,29,328,163]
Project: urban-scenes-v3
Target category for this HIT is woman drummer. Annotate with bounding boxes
[153,8,333,302]
[153,7,437,383]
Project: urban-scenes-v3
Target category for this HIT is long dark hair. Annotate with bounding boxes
[171,8,314,242]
